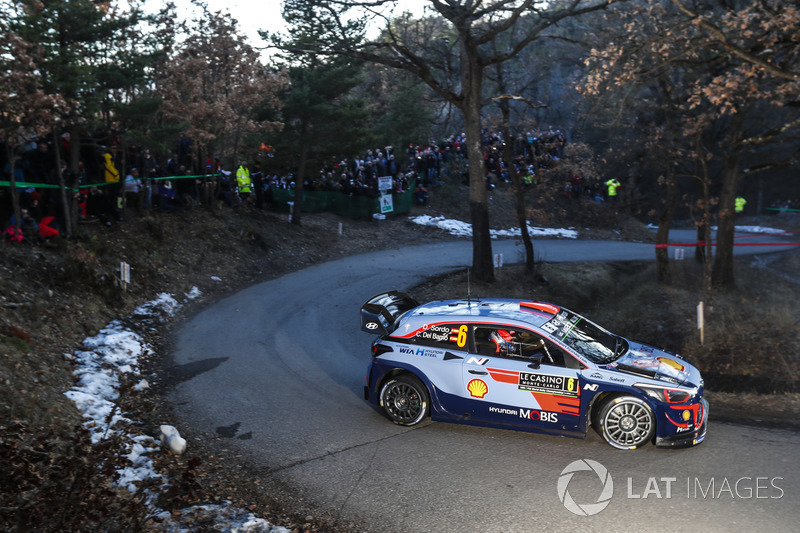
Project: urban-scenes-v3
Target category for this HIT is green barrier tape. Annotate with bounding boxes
[764,207,800,213]
[0,181,62,189]
[1,173,222,193]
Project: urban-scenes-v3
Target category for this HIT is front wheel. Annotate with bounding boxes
[379,375,429,426]
[597,396,655,450]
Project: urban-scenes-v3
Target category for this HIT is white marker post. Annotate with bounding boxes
[120,261,131,292]
[697,301,704,345]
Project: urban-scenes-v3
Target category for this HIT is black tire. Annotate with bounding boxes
[379,374,429,426]
[597,396,656,450]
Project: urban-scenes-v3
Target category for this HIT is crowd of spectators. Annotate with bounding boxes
[3,126,581,243]
[769,199,800,212]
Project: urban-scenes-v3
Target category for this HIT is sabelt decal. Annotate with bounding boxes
[518,372,580,398]
[467,379,489,398]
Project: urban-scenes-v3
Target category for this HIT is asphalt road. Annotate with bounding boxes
[168,230,800,532]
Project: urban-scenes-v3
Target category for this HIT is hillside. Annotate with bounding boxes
[2,183,799,531]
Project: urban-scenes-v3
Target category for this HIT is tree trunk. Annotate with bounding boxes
[69,126,81,230]
[6,145,22,234]
[694,134,714,304]
[462,50,493,282]
[292,143,308,226]
[53,128,73,237]
[712,153,740,288]
[500,112,533,271]
[655,168,679,284]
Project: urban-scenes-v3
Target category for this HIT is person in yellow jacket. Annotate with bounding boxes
[103,152,124,218]
[735,196,746,214]
[236,160,252,202]
[605,178,621,205]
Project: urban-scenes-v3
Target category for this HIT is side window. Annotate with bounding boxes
[540,340,585,369]
[407,323,469,350]
[473,326,501,356]
[472,326,583,368]
[473,326,546,360]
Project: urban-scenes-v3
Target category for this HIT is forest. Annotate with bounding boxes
[1,0,799,288]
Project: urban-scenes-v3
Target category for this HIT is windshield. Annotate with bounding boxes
[540,310,626,364]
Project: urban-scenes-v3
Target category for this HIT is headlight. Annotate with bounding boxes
[635,383,696,403]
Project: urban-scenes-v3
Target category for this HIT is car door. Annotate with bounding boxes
[462,325,582,432]
[397,322,474,418]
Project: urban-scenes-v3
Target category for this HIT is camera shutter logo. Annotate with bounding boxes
[557,459,614,516]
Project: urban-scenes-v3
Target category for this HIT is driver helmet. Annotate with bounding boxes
[490,329,515,353]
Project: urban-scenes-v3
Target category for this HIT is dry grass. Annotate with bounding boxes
[411,247,800,423]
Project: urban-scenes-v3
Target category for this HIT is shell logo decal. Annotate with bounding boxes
[467,379,489,398]
[658,357,685,372]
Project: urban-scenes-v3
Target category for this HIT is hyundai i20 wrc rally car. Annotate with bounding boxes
[360,291,708,450]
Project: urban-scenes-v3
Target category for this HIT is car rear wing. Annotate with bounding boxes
[360,291,420,335]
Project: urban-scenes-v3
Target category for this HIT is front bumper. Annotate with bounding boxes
[656,397,709,448]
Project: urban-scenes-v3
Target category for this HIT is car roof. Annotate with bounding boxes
[398,298,561,330]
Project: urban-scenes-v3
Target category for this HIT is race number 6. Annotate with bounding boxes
[456,325,468,348]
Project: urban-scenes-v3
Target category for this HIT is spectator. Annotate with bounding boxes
[735,196,747,215]
[251,161,265,210]
[124,168,143,212]
[84,186,116,226]
[413,179,428,205]
[570,171,584,200]
[218,169,239,207]
[605,178,621,205]
[166,153,179,177]
[156,180,186,213]
[236,160,252,203]
[140,149,159,209]
[8,208,38,236]
[60,132,71,163]
[103,151,123,220]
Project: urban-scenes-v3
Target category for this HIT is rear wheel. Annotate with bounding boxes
[379,375,429,426]
[597,396,655,450]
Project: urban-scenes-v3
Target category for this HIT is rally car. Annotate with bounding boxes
[360,291,708,450]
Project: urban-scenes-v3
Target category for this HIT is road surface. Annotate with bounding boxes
[168,230,800,532]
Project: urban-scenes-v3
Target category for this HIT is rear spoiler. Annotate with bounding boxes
[360,291,420,335]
